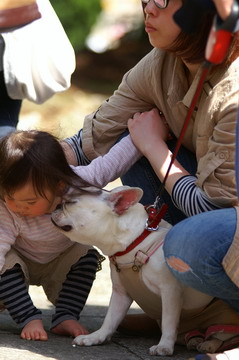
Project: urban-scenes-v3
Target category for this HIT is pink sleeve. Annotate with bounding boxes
[0,201,18,272]
[73,135,141,188]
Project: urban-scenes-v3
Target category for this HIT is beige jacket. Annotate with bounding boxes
[82,48,239,285]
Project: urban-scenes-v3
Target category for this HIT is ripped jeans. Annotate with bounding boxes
[163,207,239,313]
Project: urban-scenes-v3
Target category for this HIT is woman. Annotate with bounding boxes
[64,0,239,220]
[127,1,239,360]
[63,0,239,358]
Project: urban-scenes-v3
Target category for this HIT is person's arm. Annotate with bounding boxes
[2,0,75,104]
[128,108,186,195]
[171,175,221,216]
[62,129,90,166]
[0,201,18,272]
[128,108,223,216]
[61,140,78,166]
[73,135,141,188]
[0,1,40,31]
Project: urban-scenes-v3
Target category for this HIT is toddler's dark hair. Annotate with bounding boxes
[0,130,83,199]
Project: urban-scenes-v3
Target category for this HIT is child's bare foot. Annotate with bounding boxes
[21,319,48,341]
[51,319,89,337]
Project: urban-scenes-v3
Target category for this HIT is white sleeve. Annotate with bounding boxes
[0,201,18,272]
[73,135,141,188]
[2,0,75,104]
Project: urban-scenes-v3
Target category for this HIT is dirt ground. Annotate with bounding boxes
[19,85,107,140]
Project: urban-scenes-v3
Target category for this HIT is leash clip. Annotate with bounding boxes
[145,202,168,231]
[145,205,159,231]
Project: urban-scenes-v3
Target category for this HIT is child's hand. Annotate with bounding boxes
[128,108,170,156]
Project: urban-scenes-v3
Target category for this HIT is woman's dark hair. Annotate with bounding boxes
[0,130,83,199]
[167,9,239,65]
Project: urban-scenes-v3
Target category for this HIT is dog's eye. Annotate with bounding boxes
[60,225,72,232]
[62,200,77,208]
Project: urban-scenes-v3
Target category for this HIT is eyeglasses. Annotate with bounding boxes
[141,0,169,9]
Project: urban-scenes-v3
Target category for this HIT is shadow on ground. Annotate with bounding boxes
[0,303,197,360]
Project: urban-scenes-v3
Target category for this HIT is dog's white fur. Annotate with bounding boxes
[52,186,215,356]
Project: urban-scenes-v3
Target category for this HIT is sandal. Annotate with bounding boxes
[205,325,239,352]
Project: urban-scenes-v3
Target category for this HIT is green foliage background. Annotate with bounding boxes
[51,0,101,53]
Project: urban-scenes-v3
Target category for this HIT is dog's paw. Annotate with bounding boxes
[197,339,223,353]
[149,344,174,356]
[72,332,109,347]
[72,335,95,347]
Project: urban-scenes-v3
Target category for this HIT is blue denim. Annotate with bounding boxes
[0,71,21,138]
[119,131,197,224]
[163,207,239,313]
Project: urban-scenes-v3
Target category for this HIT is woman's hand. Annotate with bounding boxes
[128,108,188,195]
[128,108,169,157]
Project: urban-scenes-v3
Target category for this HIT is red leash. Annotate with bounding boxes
[156,62,212,202]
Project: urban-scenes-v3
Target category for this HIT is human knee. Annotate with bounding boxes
[166,256,191,273]
[163,232,195,275]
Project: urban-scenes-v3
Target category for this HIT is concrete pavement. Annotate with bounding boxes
[0,258,198,360]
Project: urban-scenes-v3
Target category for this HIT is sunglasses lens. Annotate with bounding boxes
[155,0,168,8]
[141,0,168,9]
[141,0,147,10]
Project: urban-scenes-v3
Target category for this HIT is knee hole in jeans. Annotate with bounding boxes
[166,256,191,273]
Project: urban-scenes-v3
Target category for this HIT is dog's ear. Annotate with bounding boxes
[107,187,143,215]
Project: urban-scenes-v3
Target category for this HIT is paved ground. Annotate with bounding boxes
[0,258,198,360]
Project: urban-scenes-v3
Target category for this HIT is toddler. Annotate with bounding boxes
[0,130,140,341]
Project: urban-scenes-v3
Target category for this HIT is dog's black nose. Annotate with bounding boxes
[51,218,72,232]
[60,225,72,232]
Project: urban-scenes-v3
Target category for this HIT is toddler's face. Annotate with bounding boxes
[4,182,60,218]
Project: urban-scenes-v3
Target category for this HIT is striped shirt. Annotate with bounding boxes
[65,129,90,166]
[0,135,141,271]
[172,175,221,217]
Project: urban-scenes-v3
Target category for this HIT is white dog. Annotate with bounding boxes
[51,186,237,356]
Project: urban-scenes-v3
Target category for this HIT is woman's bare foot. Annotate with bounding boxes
[51,319,89,337]
[21,319,48,341]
